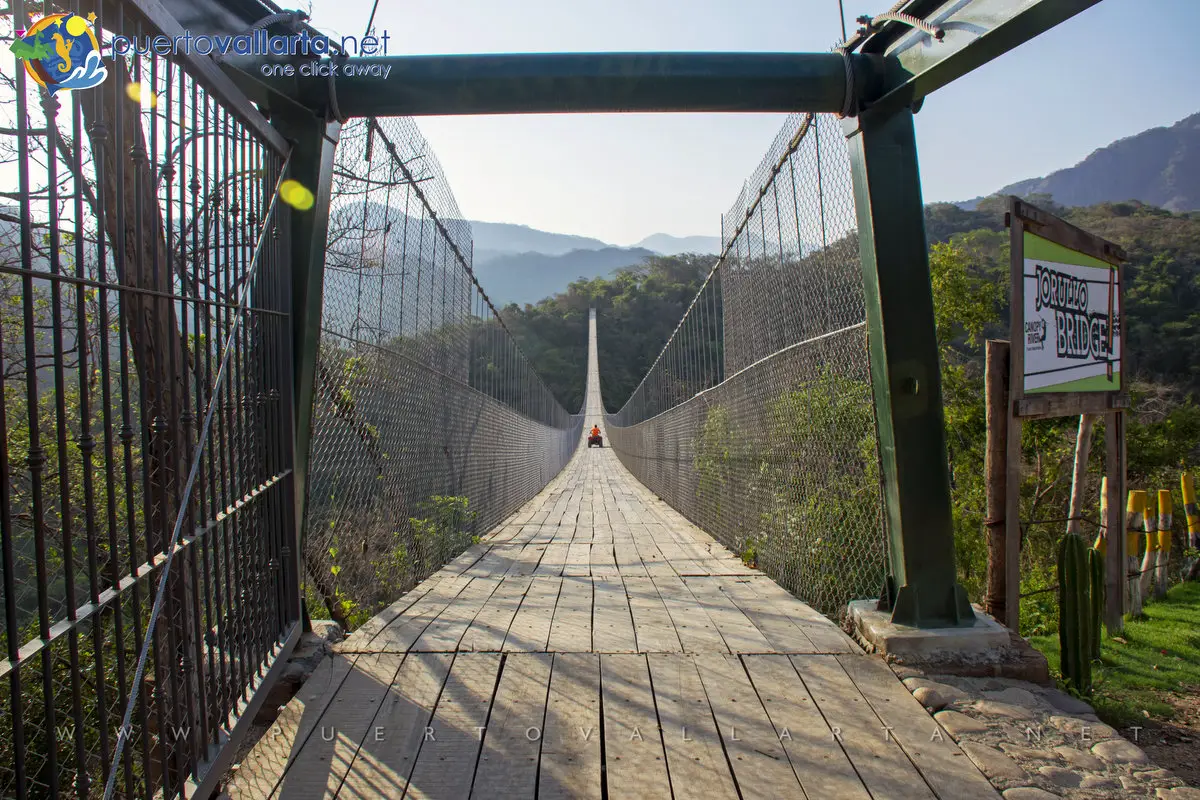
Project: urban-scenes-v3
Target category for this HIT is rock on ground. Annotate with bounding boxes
[887,662,1190,799]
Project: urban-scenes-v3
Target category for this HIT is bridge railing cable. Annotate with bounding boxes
[604,113,889,617]
[304,116,582,629]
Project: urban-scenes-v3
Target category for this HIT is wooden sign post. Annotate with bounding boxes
[1003,197,1129,633]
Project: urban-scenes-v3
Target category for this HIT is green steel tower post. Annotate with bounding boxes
[844,107,974,627]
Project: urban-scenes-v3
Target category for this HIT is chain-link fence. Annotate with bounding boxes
[605,113,887,616]
[304,116,582,629]
[1,2,297,796]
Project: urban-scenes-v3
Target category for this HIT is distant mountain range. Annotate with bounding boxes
[957,111,1200,212]
[471,110,1200,308]
[465,221,722,306]
[471,221,610,260]
[474,247,658,308]
[633,233,723,256]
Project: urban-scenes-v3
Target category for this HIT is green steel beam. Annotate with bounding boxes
[845,107,974,628]
[269,106,341,618]
[258,52,879,116]
[855,0,1104,115]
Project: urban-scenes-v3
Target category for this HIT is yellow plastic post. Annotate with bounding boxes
[1093,476,1107,556]
[1139,492,1158,601]
[1156,489,1173,598]
[1127,490,1145,554]
[1183,472,1200,550]
[1127,490,1146,617]
[1157,490,1173,552]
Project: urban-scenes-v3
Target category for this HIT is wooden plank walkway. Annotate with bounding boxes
[230,311,997,799]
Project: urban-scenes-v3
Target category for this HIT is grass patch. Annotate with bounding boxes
[1029,581,1200,729]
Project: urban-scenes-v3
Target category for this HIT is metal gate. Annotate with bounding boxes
[1,1,298,796]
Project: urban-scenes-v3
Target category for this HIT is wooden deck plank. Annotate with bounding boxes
[693,653,805,800]
[357,577,475,653]
[508,541,547,577]
[629,528,675,577]
[465,545,520,579]
[411,577,502,653]
[535,542,570,576]
[719,577,820,654]
[790,655,936,799]
[652,574,729,654]
[742,654,870,800]
[645,654,739,800]
[624,577,684,653]
[460,576,532,653]
[403,653,502,799]
[563,542,592,576]
[336,579,446,652]
[681,577,775,654]
[547,575,593,652]
[274,652,405,799]
[589,540,619,575]
[469,653,552,799]
[835,654,999,799]
[333,653,453,800]
[227,655,355,799]
[503,576,561,653]
[539,653,603,800]
[741,577,859,653]
[600,655,672,796]
[612,536,649,578]
[591,576,637,653]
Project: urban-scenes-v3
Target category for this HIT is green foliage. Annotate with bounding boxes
[325,545,372,630]
[929,239,1004,356]
[740,538,759,568]
[304,493,478,630]
[410,495,478,575]
[927,198,1200,395]
[761,368,883,609]
[694,405,733,527]
[926,201,1200,636]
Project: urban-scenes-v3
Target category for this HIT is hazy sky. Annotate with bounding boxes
[308,0,1200,246]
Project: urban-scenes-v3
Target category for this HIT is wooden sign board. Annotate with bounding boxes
[1002,197,1129,633]
[1006,197,1129,418]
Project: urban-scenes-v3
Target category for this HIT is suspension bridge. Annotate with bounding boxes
[1,0,1124,798]
[226,308,998,799]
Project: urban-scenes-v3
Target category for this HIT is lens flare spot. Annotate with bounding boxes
[125,81,157,107]
[279,179,314,211]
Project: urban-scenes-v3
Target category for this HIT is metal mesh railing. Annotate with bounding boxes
[1,2,297,797]
[304,116,582,628]
[605,113,887,616]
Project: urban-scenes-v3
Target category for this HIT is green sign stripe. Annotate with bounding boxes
[1023,231,1114,271]
[1026,371,1121,394]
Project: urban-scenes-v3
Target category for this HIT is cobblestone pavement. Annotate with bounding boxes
[892,668,1200,799]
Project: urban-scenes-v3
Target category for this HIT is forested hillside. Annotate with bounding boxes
[925,195,1200,392]
[501,253,713,413]
[957,112,1200,212]
[508,198,1200,413]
